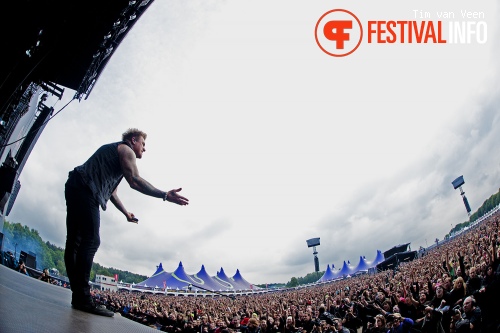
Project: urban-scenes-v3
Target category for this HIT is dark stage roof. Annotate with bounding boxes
[1,0,155,106]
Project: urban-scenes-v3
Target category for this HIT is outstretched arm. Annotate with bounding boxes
[110,187,138,222]
[118,144,189,205]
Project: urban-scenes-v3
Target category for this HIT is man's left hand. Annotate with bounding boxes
[165,188,189,206]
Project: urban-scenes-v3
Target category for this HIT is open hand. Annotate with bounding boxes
[166,188,189,205]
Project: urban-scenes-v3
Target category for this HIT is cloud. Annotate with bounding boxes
[6,0,500,285]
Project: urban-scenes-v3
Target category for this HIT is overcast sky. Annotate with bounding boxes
[8,0,500,284]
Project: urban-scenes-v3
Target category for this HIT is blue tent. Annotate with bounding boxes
[232,269,258,290]
[352,256,370,273]
[213,267,235,290]
[316,250,387,283]
[137,263,172,289]
[137,263,259,292]
[371,250,385,266]
[165,261,203,290]
[138,262,198,290]
[318,264,336,282]
[189,265,228,291]
[337,261,353,277]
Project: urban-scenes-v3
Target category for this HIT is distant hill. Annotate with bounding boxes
[2,221,147,283]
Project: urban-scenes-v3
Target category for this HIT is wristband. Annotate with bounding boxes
[163,192,168,201]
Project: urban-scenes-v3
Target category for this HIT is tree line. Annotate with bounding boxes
[287,188,500,287]
[2,188,498,286]
[470,188,500,223]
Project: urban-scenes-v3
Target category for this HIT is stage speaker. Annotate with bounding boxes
[0,164,17,193]
[314,256,320,272]
[19,250,36,269]
[463,196,471,213]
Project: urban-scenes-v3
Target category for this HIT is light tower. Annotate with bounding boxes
[452,175,471,217]
[306,238,320,274]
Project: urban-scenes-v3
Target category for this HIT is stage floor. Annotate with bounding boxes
[0,264,156,332]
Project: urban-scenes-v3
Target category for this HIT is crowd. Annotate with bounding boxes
[86,212,500,333]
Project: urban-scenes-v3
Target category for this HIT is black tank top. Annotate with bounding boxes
[74,141,132,210]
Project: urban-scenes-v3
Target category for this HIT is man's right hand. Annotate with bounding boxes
[126,212,139,223]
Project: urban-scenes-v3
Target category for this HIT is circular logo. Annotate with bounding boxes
[315,9,363,57]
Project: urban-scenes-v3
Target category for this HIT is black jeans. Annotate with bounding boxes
[64,171,100,302]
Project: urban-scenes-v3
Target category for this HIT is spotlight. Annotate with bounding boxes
[118,26,128,35]
[102,47,113,60]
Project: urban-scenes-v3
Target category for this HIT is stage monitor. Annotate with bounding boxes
[19,250,36,269]
[306,238,320,248]
[452,176,465,190]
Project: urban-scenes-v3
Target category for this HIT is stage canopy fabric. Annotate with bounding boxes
[376,251,417,271]
[383,243,411,259]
